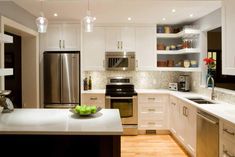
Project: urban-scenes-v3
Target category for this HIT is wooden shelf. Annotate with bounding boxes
[157,48,200,55]
[156,29,200,38]
[155,67,201,72]
[0,68,13,76]
[0,33,13,43]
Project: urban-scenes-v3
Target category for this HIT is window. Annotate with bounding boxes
[207,27,235,90]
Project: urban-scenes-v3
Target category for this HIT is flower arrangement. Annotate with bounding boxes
[203,57,215,70]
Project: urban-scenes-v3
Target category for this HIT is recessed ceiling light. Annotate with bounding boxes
[54,13,58,17]
[162,18,166,21]
[93,17,96,21]
[128,17,132,21]
[190,14,194,18]
[172,9,176,13]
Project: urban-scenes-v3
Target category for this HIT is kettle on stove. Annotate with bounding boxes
[0,90,14,113]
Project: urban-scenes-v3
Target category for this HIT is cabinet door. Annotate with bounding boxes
[121,27,135,51]
[44,24,62,51]
[83,27,105,71]
[62,24,80,51]
[185,104,196,156]
[222,0,235,75]
[135,27,155,70]
[177,100,186,144]
[105,28,121,51]
[169,96,179,135]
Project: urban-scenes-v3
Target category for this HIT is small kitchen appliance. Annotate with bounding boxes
[169,83,178,91]
[0,90,14,113]
[178,75,190,92]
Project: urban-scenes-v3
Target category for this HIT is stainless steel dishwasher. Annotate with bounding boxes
[197,110,219,157]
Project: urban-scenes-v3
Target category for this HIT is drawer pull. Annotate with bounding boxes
[223,129,235,136]
[171,102,176,106]
[148,122,156,125]
[90,97,98,100]
[148,97,156,100]
[148,109,156,112]
[223,150,235,157]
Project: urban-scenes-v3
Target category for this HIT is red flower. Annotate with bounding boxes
[203,58,215,65]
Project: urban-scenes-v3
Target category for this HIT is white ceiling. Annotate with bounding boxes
[3,0,222,24]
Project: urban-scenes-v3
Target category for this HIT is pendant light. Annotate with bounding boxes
[83,0,95,32]
[35,0,48,33]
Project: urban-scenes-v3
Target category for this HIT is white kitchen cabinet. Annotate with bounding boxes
[81,93,105,108]
[105,27,135,51]
[220,120,235,157]
[83,27,106,71]
[135,27,156,70]
[138,94,169,130]
[44,23,80,51]
[169,97,196,157]
[222,0,235,75]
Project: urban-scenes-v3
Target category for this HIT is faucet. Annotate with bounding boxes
[207,76,216,100]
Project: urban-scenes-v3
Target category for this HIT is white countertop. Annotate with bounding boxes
[0,109,123,135]
[81,89,105,94]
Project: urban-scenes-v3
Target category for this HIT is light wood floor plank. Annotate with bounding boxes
[121,135,189,157]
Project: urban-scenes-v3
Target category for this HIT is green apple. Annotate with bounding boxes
[90,106,97,114]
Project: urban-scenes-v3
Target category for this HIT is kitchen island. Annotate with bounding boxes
[0,109,123,157]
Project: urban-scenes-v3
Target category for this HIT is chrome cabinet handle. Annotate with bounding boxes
[148,97,156,100]
[90,97,98,100]
[117,41,120,49]
[223,128,235,136]
[197,113,218,124]
[121,41,123,50]
[63,40,65,48]
[59,40,61,49]
[223,150,235,157]
[148,109,156,112]
[184,106,188,117]
[148,122,156,125]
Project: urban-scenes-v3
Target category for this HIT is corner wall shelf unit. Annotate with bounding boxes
[157,48,200,55]
[155,67,201,72]
[0,68,13,76]
[156,29,200,38]
[0,33,13,43]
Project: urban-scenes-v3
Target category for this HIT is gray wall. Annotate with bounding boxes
[0,1,37,31]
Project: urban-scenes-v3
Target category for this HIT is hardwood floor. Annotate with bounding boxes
[121,135,189,157]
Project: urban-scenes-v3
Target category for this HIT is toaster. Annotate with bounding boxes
[169,83,178,91]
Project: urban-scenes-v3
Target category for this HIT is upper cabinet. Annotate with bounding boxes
[0,33,13,43]
[105,27,135,52]
[83,27,106,71]
[135,27,156,70]
[43,23,80,51]
[222,0,235,75]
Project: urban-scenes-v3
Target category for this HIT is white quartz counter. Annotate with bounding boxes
[81,89,105,94]
[0,109,123,135]
[136,89,235,125]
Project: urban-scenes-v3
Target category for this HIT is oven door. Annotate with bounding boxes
[105,96,137,124]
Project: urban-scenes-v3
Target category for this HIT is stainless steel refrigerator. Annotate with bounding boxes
[43,51,80,108]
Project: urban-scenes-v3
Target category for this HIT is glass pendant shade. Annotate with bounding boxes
[83,14,94,32]
[36,16,48,33]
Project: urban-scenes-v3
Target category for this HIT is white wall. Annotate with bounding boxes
[0,1,36,31]
[193,8,222,86]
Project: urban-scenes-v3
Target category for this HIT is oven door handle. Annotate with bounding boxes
[106,96,133,99]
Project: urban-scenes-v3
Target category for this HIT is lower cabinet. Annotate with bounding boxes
[138,94,169,130]
[220,120,235,157]
[169,96,196,157]
[81,93,105,108]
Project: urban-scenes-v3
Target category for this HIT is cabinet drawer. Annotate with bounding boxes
[222,138,235,157]
[139,118,165,129]
[222,122,235,142]
[81,94,105,105]
[138,94,168,103]
[139,112,164,119]
[139,103,164,113]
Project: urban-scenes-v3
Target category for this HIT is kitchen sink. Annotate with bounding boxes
[186,98,216,104]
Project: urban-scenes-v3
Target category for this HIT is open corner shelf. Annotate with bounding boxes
[155,67,201,72]
[156,29,200,39]
[157,48,200,55]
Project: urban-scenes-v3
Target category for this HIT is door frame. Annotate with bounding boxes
[0,16,40,108]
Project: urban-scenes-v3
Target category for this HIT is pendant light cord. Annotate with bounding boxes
[88,0,90,11]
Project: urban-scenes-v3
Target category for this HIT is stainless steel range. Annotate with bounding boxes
[105,77,138,135]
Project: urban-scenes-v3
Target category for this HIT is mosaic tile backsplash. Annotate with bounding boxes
[190,72,235,105]
[83,71,181,90]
